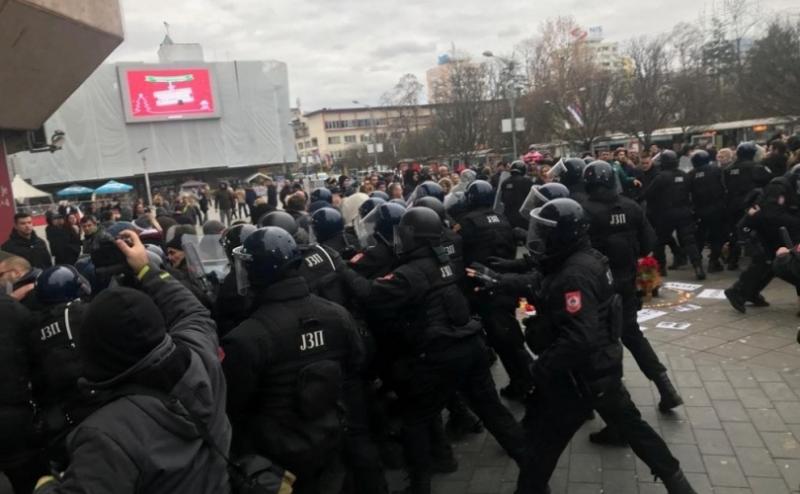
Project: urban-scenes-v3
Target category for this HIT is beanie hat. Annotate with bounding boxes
[202,219,225,235]
[81,286,166,381]
[165,225,196,250]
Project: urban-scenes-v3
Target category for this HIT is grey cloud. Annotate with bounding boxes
[371,41,436,59]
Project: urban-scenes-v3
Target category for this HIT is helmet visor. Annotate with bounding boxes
[519,185,549,220]
[354,207,380,249]
[393,224,414,256]
[526,207,558,256]
[231,246,252,296]
[548,159,566,181]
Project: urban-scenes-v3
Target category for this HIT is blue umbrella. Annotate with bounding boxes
[56,184,94,197]
[94,180,134,195]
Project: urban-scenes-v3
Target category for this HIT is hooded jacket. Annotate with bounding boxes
[2,228,52,269]
[36,269,231,494]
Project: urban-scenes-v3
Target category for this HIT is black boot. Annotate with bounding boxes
[397,472,431,494]
[724,288,746,314]
[655,372,684,412]
[446,409,483,441]
[662,470,698,494]
[748,294,770,307]
[669,254,687,270]
[693,262,706,281]
[708,259,724,273]
[589,426,628,446]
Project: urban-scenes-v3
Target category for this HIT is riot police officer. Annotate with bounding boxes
[549,158,588,204]
[339,208,524,494]
[501,161,534,230]
[645,150,706,280]
[405,181,445,205]
[723,142,773,270]
[687,150,727,272]
[352,202,405,279]
[29,266,93,467]
[213,223,257,337]
[725,179,800,313]
[222,227,368,494]
[470,198,696,494]
[311,207,358,260]
[457,180,533,400]
[581,161,682,445]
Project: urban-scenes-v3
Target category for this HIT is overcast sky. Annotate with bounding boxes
[108,0,799,111]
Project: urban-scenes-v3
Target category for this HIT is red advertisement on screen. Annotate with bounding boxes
[124,68,217,120]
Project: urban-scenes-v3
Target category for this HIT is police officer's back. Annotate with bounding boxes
[582,161,655,282]
[222,227,364,491]
[550,158,588,204]
[311,207,358,261]
[500,162,534,229]
[28,266,93,460]
[724,142,773,215]
[458,180,515,265]
[687,150,727,272]
[350,202,405,279]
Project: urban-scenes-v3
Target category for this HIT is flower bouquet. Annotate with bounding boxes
[636,256,662,302]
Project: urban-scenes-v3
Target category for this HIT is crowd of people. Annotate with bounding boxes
[2,132,800,494]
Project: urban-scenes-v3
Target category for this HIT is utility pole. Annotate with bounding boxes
[137,147,152,205]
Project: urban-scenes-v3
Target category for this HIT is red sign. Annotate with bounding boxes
[122,67,219,122]
[0,147,14,242]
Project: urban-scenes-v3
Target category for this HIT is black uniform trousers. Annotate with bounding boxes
[516,375,679,493]
[395,335,524,477]
[653,212,701,269]
[732,253,776,300]
[616,279,666,380]
[696,211,727,264]
[726,209,744,267]
[473,293,533,390]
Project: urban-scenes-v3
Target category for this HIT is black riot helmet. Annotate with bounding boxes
[519,183,570,219]
[509,160,527,176]
[690,150,711,168]
[583,160,616,193]
[221,223,258,260]
[35,265,91,305]
[369,190,389,201]
[655,150,679,170]
[406,180,445,205]
[310,207,344,243]
[549,158,586,186]
[465,180,494,208]
[394,207,443,255]
[736,141,757,161]
[232,226,303,294]
[310,187,333,204]
[414,196,446,222]
[356,201,406,247]
[527,198,589,260]
[258,211,298,235]
[358,197,386,219]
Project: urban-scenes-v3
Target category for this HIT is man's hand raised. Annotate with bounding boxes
[115,230,149,273]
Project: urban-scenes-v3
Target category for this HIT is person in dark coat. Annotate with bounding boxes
[2,213,52,269]
[33,231,232,494]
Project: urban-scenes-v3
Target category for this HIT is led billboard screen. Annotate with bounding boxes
[117,64,222,123]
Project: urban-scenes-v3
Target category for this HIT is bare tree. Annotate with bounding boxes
[432,58,496,161]
[381,73,425,135]
[614,36,673,147]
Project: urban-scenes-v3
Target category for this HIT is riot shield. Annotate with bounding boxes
[492,171,511,214]
[181,234,230,283]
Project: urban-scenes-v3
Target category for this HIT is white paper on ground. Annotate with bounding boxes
[637,309,667,323]
[673,304,702,313]
[663,282,704,291]
[656,321,691,330]
[697,289,727,299]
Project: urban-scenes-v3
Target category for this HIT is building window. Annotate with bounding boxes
[328,136,341,145]
[311,138,318,146]
[360,134,371,143]
[298,142,304,150]
[344,135,357,143]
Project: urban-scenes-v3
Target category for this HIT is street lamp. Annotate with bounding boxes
[353,99,380,169]
[28,129,66,153]
[137,147,153,206]
[483,51,520,159]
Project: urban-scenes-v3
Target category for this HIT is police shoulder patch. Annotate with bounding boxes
[565,291,582,314]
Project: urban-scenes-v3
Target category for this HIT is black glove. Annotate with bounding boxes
[467,262,501,290]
